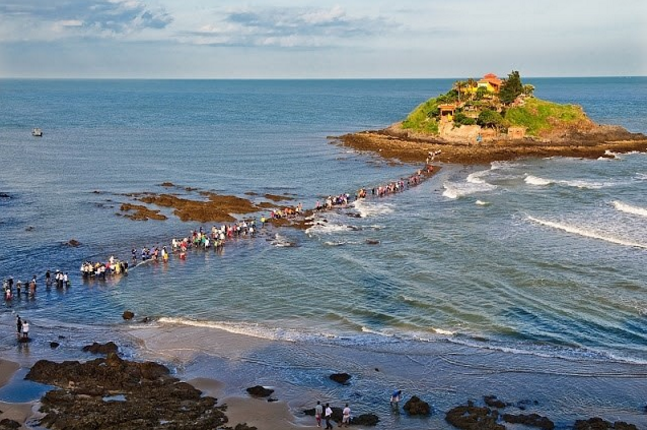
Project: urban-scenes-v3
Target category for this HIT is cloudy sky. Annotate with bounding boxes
[1,0,645,78]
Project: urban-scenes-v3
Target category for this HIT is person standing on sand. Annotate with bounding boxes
[315,400,323,427]
[324,403,333,429]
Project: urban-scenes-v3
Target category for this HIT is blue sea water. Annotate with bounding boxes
[1,77,646,428]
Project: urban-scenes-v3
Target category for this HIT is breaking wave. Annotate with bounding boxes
[613,201,647,218]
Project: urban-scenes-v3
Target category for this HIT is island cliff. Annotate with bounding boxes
[337,72,647,164]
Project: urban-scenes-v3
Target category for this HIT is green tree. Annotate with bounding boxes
[499,70,523,105]
[477,109,504,130]
[523,84,535,96]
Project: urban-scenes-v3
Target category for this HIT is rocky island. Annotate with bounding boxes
[337,72,647,164]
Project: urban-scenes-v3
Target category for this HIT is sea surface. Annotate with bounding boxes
[1,77,646,428]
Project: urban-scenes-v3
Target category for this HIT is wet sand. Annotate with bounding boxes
[0,359,36,430]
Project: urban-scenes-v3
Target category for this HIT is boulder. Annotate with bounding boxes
[445,401,504,430]
[122,311,135,320]
[503,413,554,429]
[66,239,81,247]
[82,342,118,355]
[246,385,274,397]
[403,395,431,416]
[0,419,21,429]
[50,342,60,349]
[329,373,352,385]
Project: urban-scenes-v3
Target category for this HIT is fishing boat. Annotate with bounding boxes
[32,128,43,137]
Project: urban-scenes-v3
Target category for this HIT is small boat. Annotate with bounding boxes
[32,128,43,137]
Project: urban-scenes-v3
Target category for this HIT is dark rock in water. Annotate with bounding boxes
[233,424,258,430]
[503,413,554,429]
[0,418,21,429]
[58,335,66,339]
[25,356,226,430]
[122,311,135,320]
[484,395,506,409]
[365,239,380,245]
[0,193,10,199]
[330,373,352,385]
[267,398,278,402]
[445,402,504,430]
[403,395,431,416]
[375,368,380,372]
[50,342,60,349]
[66,239,81,247]
[352,413,380,426]
[25,226,35,232]
[82,342,118,355]
[140,316,151,323]
[246,385,274,397]
[303,408,316,416]
[574,418,638,430]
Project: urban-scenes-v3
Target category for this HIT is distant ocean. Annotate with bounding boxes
[1,77,646,428]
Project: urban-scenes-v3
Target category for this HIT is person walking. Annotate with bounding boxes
[314,400,323,427]
[341,403,351,427]
[324,403,333,429]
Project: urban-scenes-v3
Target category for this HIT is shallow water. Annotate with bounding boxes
[1,77,646,428]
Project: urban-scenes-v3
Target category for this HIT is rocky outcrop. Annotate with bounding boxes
[445,401,504,430]
[329,373,351,385]
[503,413,554,429]
[573,418,638,430]
[245,385,274,397]
[82,342,118,355]
[25,353,228,430]
[403,395,431,416]
[0,419,21,429]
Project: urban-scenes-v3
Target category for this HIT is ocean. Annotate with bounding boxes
[1,77,646,428]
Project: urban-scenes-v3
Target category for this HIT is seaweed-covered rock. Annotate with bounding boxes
[0,419,21,429]
[25,357,227,430]
[403,395,431,416]
[503,413,554,429]
[484,395,506,409]
[82,341,118,355]
[445,401,504,430]
[246,385,274,397]
[330,373,352,384]
[122,311,135,320]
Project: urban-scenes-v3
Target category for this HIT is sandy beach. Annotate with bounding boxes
[0,359,36,430]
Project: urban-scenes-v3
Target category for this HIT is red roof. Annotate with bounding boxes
[479,73,502,86]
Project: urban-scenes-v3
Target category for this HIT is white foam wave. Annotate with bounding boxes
[305,223,354,235]
[270,233,297,247]
[466,170,489,184]
[158,317,312,342]
[613,201,647,218]
[442,181,496,199]
[524,175,552,186]
[527,216,647,249]
[475,200,490,206]
[352,200,394,218]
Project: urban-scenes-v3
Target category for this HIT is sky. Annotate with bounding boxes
[0,0,645,78]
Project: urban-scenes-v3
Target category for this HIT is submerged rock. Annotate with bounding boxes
[330,373,352,385]
[66,239,81,247]
[49,342,59,349]
[503,413,554,429]
[484,395,506,409]
[573,418,638,430]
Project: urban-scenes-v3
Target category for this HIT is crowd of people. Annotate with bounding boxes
[80,257,129,278]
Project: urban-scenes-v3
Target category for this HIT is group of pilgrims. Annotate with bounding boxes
[3,163,436,305]
[3,270,70,301]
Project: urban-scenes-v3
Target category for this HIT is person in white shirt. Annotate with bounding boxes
[324,403,333,429]
[342,403,351,427]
